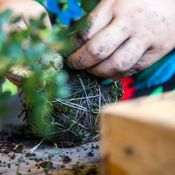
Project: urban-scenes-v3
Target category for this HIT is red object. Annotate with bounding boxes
[120,77,136,101]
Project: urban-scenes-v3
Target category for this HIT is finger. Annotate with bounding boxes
[110,48,171,79]
[68,19,130,70]
[132,49,170,71]
[109,67,140,81]
[90,37,150,78]
[82,0,114,40]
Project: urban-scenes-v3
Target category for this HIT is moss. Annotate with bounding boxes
[23,66,122,147]
[46,68,122,147]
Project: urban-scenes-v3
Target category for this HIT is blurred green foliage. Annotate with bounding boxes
[0,10,70,136]
[0,0,99,137]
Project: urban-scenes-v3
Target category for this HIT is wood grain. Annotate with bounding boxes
[100,92,175,175]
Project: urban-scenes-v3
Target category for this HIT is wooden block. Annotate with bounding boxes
[100,92,175,175]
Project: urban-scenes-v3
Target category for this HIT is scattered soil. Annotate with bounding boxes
[39,161,54,169]
[0,140,99,175]
[87,151,94,157]
[61,155,72,164]
[85,167,98,175]
[0,143,23,154]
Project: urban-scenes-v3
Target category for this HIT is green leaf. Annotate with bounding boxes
[2,79,18,96]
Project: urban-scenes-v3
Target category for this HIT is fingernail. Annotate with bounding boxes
[102,79,113,85]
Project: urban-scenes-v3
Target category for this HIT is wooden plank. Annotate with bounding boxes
[100,92,175,175]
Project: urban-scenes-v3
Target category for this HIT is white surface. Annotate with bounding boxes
[1,95,25,126]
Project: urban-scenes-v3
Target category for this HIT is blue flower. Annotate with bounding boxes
[45,0,84,26]
[45,0,60,14]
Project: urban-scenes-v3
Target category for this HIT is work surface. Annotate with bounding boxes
[0,141,99,175]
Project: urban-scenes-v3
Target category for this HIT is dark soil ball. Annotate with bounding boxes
[49,68,122,147]
[13,67,122,147]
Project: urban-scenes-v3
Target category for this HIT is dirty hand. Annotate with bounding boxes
[68,0,175,78]
[0,0,51,86]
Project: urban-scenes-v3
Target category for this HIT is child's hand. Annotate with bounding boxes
[68,0,175,78]
[0,0,51,31]
[0,0,51,85]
